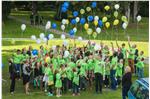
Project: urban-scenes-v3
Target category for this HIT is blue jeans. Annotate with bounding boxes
[14,64,21,78]
[110,70,117,90]
[138,68,144,79]
[122,87,128,99]
[79,76,87,90]
[72,83,79,94]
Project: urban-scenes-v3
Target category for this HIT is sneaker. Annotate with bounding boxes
[56,95,60,97]
[72,93,75,96]
[48,93,53,96]
[77,93,80,96]
[104,85,106,88]
[10,92,14,95]
[44,89,47,92]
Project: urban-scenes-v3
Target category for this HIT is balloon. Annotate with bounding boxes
[43,38,47,43]
[87,16,94,22]
[86,7,91,12]
[21,24,26,31]
[31,35,36,40]
[113,19,119,26]
[87,28,93,35]
[63,2,69,8]
[73,27,77,33]
[61,34,66,40]
[80,18,86,25]
[63,40,68,46]
[75,17,80,23]
[98,20,103,27]
[45,56,50,63]
[114,11,118,18]
[84,23,89,30]
[69,29,75,36]
[45,21,51,30]
[36,39,41,44]
[52,45,56,50]
[80,9,85,14]
[78,36,83,41]
[39,33,45,39]
[94,20,98,26]
[121,16,127,22]
[93,32,97,38]
[137,15,142,22]
[102,17,108,23]
[94,44,101,51]
[91,2,97,8]
[48,34,54,40]
[32,49,38,55]
[105,22,110,28]
[61,24,65,31]
[122,23,127,29]
[73,11,78,17]
[11,39,15,45]
[62,19,66,24]
[71,19,76,25]
[96,27,101,34]
[61,6,67,12]
[64,50,70,58]
[104,5,110,11]
[52,23,57,29]
[66,19,69,24]
[114,4,120,10]
[94,16,99,21]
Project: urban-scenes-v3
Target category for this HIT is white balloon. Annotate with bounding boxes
[31,35,36,40]
[21,24,26,31]
[137,15,142,22]
[48,34,54,40]
[96,27,101,34]
[94,16,99,21]
[122,23,127,29]
[94,44,101,51]
[73,27,77,33]
[43,38,47,43]
[61,34,66,40]
[45,21,51,30]
[36,39,41,44]
[75,17,80,22]
[52,45,56,50]
[61,25,65,31]
[64,50,70,58]
[114,4,120,10]
[62,19,66,25]
[78,36,83,41]
[39,33,45,39]
[63,40,68,46]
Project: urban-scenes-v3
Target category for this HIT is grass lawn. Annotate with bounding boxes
[2,39,149,99]
[2,10,149,41]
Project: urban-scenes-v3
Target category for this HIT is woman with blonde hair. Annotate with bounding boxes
[122,66,132,99]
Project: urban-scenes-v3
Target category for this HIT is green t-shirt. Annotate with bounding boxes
[115,63,123,77]
[48,68,54,81]
[128,47,136,60]
[73,71,79,85]
[111,56,118,70]
[136,61,144,69]
[105,62,110,75]
[55,73,62,88]
[52,58,58,70]
[94,59,104,74]
[121,47,127,59]
[136,55,144,62]
[13,53,23,64]
[66,67,73,80]
[87,59,94,70]
[68,62,76,69]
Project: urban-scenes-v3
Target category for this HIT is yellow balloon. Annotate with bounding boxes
[102,17,107,23]
[114,11,118,18]
[45,57,50,63]
[84,23,89,30]
[80,9,85,14]
[113,19,119,26]
[93,32,97,38]
[66,19,69,24]
[104,5,110,11]
[87,28,93,35]
[86,7,91,12]
[121,16,127,22]
[105,22,110,28]
[94,20,98,26]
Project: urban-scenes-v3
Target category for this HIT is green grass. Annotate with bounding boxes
[2,39,149,99]
[5,10,149,41]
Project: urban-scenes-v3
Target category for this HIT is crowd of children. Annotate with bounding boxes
[8,37,145,97]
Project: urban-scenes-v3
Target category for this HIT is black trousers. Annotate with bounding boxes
[104,75,109,86]
[48,85,53,94]
[95,73,103,93]
[62,77,67,93]
[10,73,16,92]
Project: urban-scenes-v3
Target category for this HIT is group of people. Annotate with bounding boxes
[8,37,145,98]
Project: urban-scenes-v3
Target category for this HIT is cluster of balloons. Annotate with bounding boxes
[61,2,69,13]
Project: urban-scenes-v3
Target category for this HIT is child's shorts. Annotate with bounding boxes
[23,74,30,85]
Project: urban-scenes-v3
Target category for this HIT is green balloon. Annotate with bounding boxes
[121,16,127,22]
[114,11,118,18]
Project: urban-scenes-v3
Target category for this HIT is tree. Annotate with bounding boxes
[2,1,11,21]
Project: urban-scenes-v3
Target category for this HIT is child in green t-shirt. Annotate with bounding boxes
[136,58,144,79]
[104,57,110,88]
[55,69,62,97]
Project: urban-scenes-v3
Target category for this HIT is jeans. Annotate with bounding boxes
[72,83,79,94]
[138,68,144,79]
[95,73,103,93]
[110,70,117,90]
[14,64,21,78]
[79,76,87,90]
[122,87,129,99]
[10,73,16,92]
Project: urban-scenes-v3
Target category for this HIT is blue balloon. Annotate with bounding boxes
[63,2,69,8]
[69,29,75,36]
[61,6,67,12]
[73,11,78,17]
[88,16,94,22]
[32,49,38,55]
[80,18,86,25]
[71,19,76,25]
[91,2,97,8]
[2,64,4,68]
[52,23,57,29]
[98,20,103,27]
